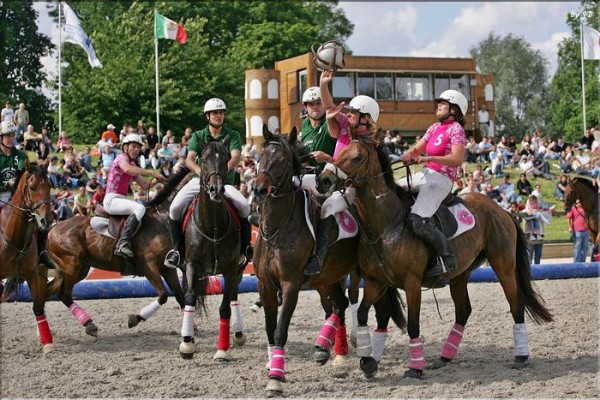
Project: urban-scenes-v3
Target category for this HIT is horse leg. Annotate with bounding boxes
[129,266,168,328]
[356,278,386,379]
[162,268,186,311]
[213,271,239,362]
[348,270,361,348]
[403,279,424,379]
[370,292,393,365]
[231,267,247,347]
[28,272,54,353]
[179,262,197,359]
[314,282,351,366]
[431,274,471,369]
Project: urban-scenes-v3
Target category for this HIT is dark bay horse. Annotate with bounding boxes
[0,162,54,352]
[252,126,405,397]
[564,177,598,259]
[45,195,185,338]
[316,135,553,380]
[153,137,248,362]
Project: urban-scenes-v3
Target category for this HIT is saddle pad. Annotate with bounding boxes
[182,195,241,233]
[334,209,358,241]
[448,203,476,240]
[90,216,115,239]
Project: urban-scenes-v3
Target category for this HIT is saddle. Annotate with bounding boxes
[408,193,473,239]
[92,204,127,239]
[182,194,241,234]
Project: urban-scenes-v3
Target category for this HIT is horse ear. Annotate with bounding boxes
[263,124,274,142]
[288,127,298,146]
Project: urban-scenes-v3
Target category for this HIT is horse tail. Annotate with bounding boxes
[514,219,554,324]
[148,166,191,207]
[45,267,63,300]
[385,287,407,332]
[191,273,209,317]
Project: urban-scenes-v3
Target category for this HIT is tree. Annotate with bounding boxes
[51,1,353,143]
[547,1,599,142]
[0,1,54,129]
[470,33,549,138]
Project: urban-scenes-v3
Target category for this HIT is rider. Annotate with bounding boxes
[398,89,468,279]
[304,69,380,276]
[166,98,252,268]
[104,133,165,258]
[0,121,53,267]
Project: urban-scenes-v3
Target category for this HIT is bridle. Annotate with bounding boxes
[199,143,228,195]
[256,140,296,198]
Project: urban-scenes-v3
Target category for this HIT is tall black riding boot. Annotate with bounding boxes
[114,214,140,258]
[409,213,457,279]
[304,215,336,277]
[240,217,253,262]
[165,218,184,269]
[37,230,54,269]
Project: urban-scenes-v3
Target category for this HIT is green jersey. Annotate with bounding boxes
[188,125,242,185]
[0,148,27,192]
[301,117,336,167]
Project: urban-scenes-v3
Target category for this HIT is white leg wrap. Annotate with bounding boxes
[181,305,195,337]
[139,300,161,321]
[230,301,244,332]
[371,330,388,362]
[356,325,372,357]
[350,303,359,335]
[513,323,529,357]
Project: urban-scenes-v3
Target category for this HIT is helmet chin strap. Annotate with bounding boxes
[0,138,13,150]
[438,110,455,123]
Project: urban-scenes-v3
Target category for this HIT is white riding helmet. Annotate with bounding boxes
[122,133,143,147]
[302,87,321,104]
[204,98,227,113]
[346,95,380,123]
[436,90,468,116]
[0,121,17,135]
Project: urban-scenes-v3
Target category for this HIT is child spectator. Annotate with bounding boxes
[73,185,92,216]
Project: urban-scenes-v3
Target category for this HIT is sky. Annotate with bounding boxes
[34,1,581,90]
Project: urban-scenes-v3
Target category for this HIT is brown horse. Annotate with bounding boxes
[45,190,185,337]
[251,126,405,396]
[0,161,54,352]
[564,177,598,259]
[154,137,250,362]
[316,135,553,380]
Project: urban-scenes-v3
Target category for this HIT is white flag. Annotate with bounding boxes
[61,2,102,68]
[582,25,600,60]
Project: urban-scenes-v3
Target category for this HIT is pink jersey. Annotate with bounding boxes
[423,120,467,181]
[333,112,369,160]
[106,153,135,195]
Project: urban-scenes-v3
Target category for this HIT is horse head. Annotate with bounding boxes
[252,125,299,205]
[13,160,54,231]
[198,135,231,202]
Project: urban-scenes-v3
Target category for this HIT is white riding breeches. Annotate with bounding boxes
[169,177,251,222]
[300,173,356,219]
[395,168,452,218]
[103,193,146,222]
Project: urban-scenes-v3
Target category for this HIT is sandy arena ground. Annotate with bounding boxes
[1,277,598,398]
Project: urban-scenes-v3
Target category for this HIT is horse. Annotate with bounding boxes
[563,176,598,259]
[45,186,186,338]
[251,126,405,397]
[316,134,553,380]
[153,136,249,362]
[0,161,54,352]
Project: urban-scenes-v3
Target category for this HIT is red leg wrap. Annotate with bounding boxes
[334,323,349,356]
[36,314,53,346]
[217,318,230,351]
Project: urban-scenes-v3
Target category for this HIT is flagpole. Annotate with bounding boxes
[154,10,161,141]
[580,18,587,135]
[58,1,62,135]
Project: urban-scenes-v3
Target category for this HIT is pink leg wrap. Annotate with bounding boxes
[69,302,91,326]
[440,323,465,360]
[36,314,53,346]
[217,318,230,351]
[408,337,425,371]
[334,323,349,355]
[269,346,286,381]
[315,313,340,351]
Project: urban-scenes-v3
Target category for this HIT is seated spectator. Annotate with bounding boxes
[519,155,543,178]
[86,175,100,195]
[23,124,43,151]
[102,123,119,145]
[241,138,259,162]
[496,174,521,205]
[491,151,505,177]
[47,156,61,188]
[452,178,465,195]
[57,159,73,187]
[78,146,94,173]
[100,145,116,178]
[465,136,480,163]
[91,184,105,211]
[54,185,74,221]
[65,159,88,187]
[173,156,187,174]
[508,201,523,224]
[157,141,177,166]
[392,134,409,156]
[161,129,175,146]
[554,175,569,200]
[516,173,533,197]
[571,148,592,176]
[72,185,92,216]
[459,178,478,194]
[35,142,50,168]
[472,164,492,186]
[477,137,493,162]
[160,159,172,178]
[56,131,71,152]
[239,181,250,199]
[578,129,595,150]
[148,149,160,169]
[40,126,55,152]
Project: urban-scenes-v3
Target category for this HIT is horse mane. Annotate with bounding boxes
[148,166,190,207]
[573,176,595,193]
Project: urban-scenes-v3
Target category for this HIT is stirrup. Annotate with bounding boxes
[304,255,323,277]
[164,250,180,269]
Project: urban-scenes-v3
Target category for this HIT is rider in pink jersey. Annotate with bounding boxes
[398,90,468,279]
[103,134,164,258]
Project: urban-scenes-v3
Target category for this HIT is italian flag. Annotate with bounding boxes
[155,12,187,44]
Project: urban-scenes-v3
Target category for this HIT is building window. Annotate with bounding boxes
[434,75,450,98]
[395,74,432,101]
[249,79,262,100]
[332,72,354,98]
[375,73,393,100]
[298,69,307,102]
[357,73,375,97]
[434,74,470,100]
[267,79,279,99]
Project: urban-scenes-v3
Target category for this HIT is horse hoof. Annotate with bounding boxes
[128,314,140,328]
[85,322,98,337]
[360,356,378,379]
[233,332,247,346]
[265,379,283,398]
[332,354,349,367]
[179,340,195,359]
[314,347,331,365]
[213,349,230,362]
[512,355,529,369]
[43,343,55,354]
[430,357,451,370]
[403,368,423,379]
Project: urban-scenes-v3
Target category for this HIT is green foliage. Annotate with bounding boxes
[547,1,599,142]
[470,33,549,139]
[0,1,54,128]
[50,0,353,143]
